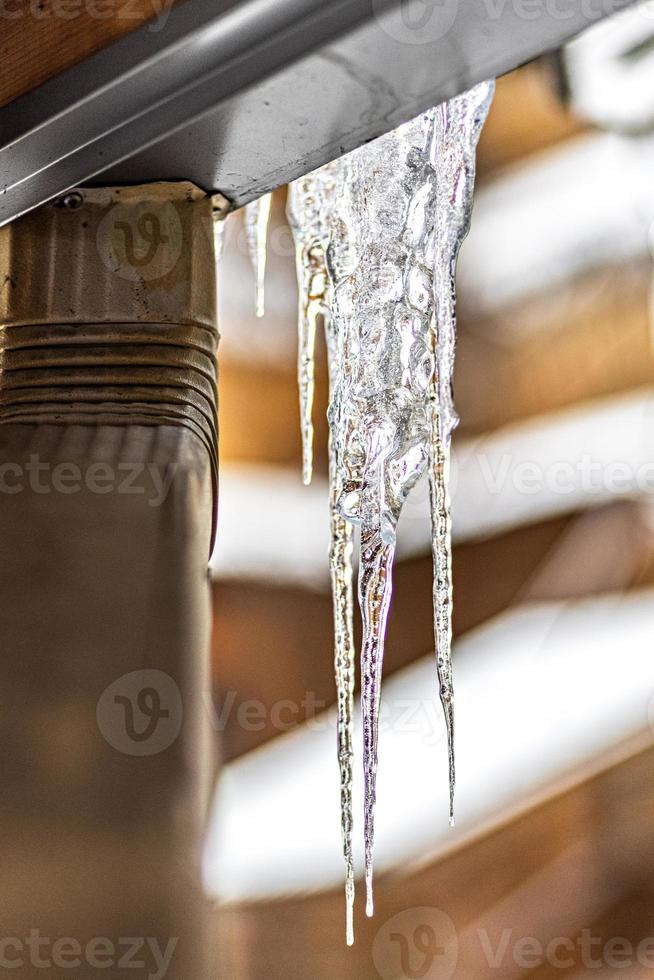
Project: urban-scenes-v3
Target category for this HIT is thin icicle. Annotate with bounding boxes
[329,476,356,943]
[428,431,456,822]
[359,530,394,917]
[326,315,357,946]
[244,193,272,318]
[287,170,336,484]
[213,209,228,263]
[430,80,495,827]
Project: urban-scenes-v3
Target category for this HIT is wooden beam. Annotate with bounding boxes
[0,0,183,108]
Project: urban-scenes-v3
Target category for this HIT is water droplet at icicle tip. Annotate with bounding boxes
[285,80,495,944]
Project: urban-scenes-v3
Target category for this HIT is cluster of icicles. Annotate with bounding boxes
[242,80,494,945]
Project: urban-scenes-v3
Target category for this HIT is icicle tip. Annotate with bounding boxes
[346,907,355,947]
[365,876,374,918]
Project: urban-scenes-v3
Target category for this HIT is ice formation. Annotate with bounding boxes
[287,80,494,941]
[288,165,358,942]
[244,193,272,318]
[287,169,336,484]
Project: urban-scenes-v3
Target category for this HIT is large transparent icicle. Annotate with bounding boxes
[288,168,357,943]
[430,81,495,826]
[244,193,272,318]
[289,82,493,938]
[327,112,439,918]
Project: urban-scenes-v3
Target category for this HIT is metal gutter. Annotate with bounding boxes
[0,0,637,226]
